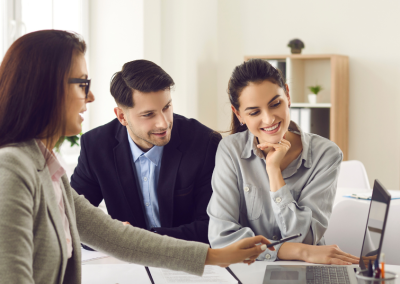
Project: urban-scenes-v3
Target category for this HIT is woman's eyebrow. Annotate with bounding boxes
[268,94,280,104]
[244,94,281,111]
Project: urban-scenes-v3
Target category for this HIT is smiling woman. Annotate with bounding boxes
[0,31,276,284]
[207,59,360,265]
[0,30,88,151]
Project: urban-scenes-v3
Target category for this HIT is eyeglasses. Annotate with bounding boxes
[68,78,91,99]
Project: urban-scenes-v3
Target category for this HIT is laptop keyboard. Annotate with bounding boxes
[306,266,351,284]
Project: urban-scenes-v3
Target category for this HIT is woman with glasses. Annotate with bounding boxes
[0,30,273,284]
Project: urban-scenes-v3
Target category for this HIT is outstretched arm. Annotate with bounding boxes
[74,189,274,275]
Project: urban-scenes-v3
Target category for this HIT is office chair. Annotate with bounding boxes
[337,160,371,189]
[324,200,369,256]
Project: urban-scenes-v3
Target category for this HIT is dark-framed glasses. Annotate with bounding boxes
[68,78,91,99]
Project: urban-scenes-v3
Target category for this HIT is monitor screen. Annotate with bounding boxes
[359,180,390,269]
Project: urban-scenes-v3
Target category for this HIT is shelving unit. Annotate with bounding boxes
[291,103,331,108]
[244,54,349,160]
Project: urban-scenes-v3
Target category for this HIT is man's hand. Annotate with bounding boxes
[205,236,275,267]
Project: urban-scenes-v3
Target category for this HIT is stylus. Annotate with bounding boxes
[266,233,302,248]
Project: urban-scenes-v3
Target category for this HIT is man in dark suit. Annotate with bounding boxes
[71,60,221,244]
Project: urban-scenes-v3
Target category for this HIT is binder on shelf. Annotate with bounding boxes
[290,108,300,126]
[267,59,286,81]
[300,108,311,133]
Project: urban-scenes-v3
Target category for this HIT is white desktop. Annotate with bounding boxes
[82,187,400,284]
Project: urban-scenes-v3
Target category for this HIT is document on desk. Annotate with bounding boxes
[148,266,238,284]
[82,264,151,284]
[345,190,400,200]
[81,248,109,263]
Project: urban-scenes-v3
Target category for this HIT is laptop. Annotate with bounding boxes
[263,179,391,284]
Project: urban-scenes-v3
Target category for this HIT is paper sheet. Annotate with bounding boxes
[81,248,110,263]
[149,266,238,284]
[82,264,151,284]
[344,190,400,200]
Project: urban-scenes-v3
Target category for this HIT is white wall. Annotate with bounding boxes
[160,0,219,127]
[88,0,400,189]
[88,0,144,129]
[156,0,400,189]
[237,0,400,189]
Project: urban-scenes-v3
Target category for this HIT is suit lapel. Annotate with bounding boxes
[157,123,182,228]
[114,126,147,228]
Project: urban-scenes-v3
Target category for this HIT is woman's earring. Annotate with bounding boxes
[240,122,244,126]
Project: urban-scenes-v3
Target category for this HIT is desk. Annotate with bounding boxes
[84,187,400,282]
[230,262,400,284]
[84,257,400,284]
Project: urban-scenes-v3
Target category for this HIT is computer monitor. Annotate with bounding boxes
[359,179,391,269]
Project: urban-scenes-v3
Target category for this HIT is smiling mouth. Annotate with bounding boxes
[152,131,167,137]
[260,122,281,134]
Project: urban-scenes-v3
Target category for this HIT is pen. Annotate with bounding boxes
[368,260,373,277]
[267,233,302,248]
[374,263,381,279]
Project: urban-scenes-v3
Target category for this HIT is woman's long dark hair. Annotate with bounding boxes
[0,30,86,149]
[227,59,287,135]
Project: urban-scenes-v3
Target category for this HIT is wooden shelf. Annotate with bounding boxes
[244,54,348,61]
[245,54,349,160]
[291,103,331,108]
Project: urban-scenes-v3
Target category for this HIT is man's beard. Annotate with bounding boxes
[127,120,173,147]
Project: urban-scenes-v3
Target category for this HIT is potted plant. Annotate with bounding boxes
[287,39,305,54]
[55,134,81,151]
[307,85,323,104]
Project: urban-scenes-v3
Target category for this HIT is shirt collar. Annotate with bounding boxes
[127,129,164,166]
[35,139,66,182]
[241,121,312,168]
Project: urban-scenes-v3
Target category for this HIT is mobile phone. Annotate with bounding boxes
[267,233,302,248]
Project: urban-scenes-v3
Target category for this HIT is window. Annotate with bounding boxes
[0,0,89,177]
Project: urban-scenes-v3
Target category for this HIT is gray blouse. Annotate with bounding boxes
[207,121,342,261]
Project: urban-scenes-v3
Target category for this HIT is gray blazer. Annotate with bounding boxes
[0,140,209,284]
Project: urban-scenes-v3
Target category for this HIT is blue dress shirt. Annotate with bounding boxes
[127,129,163,229]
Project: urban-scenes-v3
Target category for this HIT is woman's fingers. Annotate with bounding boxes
[248,254,259,261]
[257,139,291,150]
[279,139,291,147]
[334,248,359,262]
[243,243,271,259]
[239,235,275,251]
[334,252,359,264]
[335,254,359,264]
[330,258,352,265]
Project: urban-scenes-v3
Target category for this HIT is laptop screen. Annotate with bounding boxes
[359,180,391,269]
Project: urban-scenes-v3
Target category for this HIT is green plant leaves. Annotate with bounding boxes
[308,85,323,95]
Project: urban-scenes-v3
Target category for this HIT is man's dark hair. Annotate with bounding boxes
[110,59,175,108]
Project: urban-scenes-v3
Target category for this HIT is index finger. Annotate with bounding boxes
[257,142,279,148]
[344,253,359,260]
[242,235,275,251]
